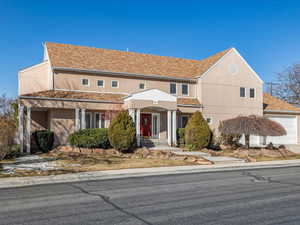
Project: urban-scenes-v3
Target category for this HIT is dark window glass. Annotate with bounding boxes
[112,81,118,87]
[181,116,188,128]
[240,87,246,97]
[182,84,188,95]
[97,80,104,87]
[170,83,176,94]
[139,83,145,89]
[250,88,255,98]
[82,79,89,86]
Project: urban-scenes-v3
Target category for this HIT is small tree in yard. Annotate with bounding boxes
[219,115,286,149]
[108,110,136,152]
[185,111,211,150]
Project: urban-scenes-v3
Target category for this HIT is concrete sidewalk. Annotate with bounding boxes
[1,159,300,189]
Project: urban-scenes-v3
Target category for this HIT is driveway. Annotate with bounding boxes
[1,167,300,225]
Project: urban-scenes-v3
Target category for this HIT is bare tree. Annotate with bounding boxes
[273,63,300,104]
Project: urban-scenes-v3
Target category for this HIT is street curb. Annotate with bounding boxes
[1,159,300,189]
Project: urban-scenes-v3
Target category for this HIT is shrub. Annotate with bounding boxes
[0,117,17,160]
[4,144,21,159]
[68,128,110,149]
[33,130,54,153]
[177,128,185,146]
[184,111,211,150]
[219,133,241,148]
[108,110,136,152]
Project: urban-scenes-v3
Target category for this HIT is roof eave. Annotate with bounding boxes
[263,109,300,115]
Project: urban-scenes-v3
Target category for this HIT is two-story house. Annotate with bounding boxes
[18,42,300,153]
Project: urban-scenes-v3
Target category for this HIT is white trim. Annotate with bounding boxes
[97,79,105,88]
[44,43,54,90]
[249,87,256,99]
[196,48,234,79]
[240,87,246,98]
[170,82,177,95]
[151,113,160,139]
[81,78,90,86]
[232,48,264,84]
[111,80,119,88]
[124,89,177,102]
[54,88,130,95]
[94,112,106,128]
[182,83,189,96]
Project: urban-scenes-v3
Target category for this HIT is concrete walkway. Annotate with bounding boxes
[1,159,300,189]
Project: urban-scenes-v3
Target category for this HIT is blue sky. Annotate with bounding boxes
[1,0,300,97]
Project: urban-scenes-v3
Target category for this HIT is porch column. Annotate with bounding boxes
[18,105,24,153]
[128,108,136,123]
[172,110,177,146]
[25,107,31,154]
[167,110,172,146]
[81,109,86,129]
[75,108,80,131]
[136,109,141,147]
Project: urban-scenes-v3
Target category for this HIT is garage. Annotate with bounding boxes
[265,116,298,145]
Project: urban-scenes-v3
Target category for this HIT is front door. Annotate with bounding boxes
[141,113,152,137]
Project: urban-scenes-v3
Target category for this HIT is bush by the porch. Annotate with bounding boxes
[33,130,54,153]
[177,128,185,146]
[68,128,110,149]
[108,110,136,152]
[185,111,211,150]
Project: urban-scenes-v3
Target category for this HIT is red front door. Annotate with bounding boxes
[141,113,152,137]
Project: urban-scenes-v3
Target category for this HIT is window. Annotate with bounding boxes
[182,84,189,95]
[240,87,246,98]
[95,113,106,128]
[181,116,189,128]
[111,80,119,88]
[250,88,255,98]
[206,117,212,125]
[170,83,176,94]
[81,78,89,86]
[85,112,92,129]
[139,83,145,89]
[97,80,104,87]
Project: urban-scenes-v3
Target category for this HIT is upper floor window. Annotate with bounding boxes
[97,80,104,87]
[139,83,145,89]
[81,78,90,86]
[250,88,255,98]
[182,84,189,96]
[111,80,119,88]
[170,83,176,94]
[240,87,246,98]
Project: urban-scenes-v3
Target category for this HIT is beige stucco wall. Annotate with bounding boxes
[19,62,51,95]
[199,49,263,133]
[53,72,196,97]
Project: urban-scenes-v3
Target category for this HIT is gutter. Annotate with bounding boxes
[177,104,202,108]
[264,110,300,115]
[53,67,197,83]
[19,96,123,104]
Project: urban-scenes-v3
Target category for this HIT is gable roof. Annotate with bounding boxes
[45,42,231,79]
[263,93,300,112]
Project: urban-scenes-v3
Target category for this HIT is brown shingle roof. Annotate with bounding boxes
[22,90,125,103]
[46,42,231,79]
[263,93,300,112]
[21,90,201,107]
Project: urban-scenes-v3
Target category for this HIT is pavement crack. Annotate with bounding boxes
[242,171,271,183]
[69,183,153,225]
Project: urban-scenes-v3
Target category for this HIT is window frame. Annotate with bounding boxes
[249,88,256,99]
[181,115,189,128]
[139,83,145,90]
[170,83,177,95]
[97,80,105,88]
[85,112,93,129]
[240,87,246,98]
[182,83,189,96]
[95,112,106,128]
[111,80,119,88]
[81,78,90,87]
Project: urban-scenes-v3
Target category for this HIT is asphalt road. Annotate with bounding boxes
[2,167,300,225]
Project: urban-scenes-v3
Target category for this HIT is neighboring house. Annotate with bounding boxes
[18,42,300,153]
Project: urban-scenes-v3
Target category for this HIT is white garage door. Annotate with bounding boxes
[266,116,298,145]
